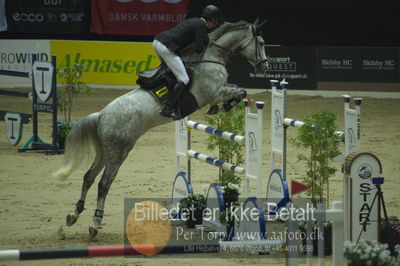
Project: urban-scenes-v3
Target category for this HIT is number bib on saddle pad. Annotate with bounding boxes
[137,65,199,118]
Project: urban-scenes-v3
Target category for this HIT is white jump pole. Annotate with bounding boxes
[244,100,264,198]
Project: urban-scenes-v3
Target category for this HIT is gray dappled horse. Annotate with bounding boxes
[54,20,269,240]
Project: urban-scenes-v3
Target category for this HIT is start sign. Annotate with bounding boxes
[344,152,382,242]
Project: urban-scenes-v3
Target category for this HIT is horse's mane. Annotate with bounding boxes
[209,21,250,41]
[181,21,250,61]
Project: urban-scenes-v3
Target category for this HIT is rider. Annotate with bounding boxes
[153,4,221,119]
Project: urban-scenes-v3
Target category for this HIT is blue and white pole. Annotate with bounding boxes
[186,149,245,175]
[185,120,245,145]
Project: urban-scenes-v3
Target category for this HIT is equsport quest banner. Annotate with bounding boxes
[227,46,317,90]
[91,0,189,35]
[50,40,161,86]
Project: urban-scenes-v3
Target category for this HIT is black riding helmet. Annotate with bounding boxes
[201,4,221,22]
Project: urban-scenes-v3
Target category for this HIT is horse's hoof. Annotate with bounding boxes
[206,105,220,115]
[89,226,98,241]
[66,214,77,226]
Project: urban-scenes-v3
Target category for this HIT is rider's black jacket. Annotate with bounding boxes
[155,18,209,55]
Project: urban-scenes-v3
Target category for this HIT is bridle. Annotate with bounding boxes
[239,25,268,71]
[189,24,268,70]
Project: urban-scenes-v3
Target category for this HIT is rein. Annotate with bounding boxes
[188,60,226,66]
[188,23,267,69]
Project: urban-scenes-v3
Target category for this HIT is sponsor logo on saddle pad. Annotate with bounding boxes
[148,86,169,103]
[156,87,168,97]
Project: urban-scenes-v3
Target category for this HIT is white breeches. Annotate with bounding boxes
[152,39,189,85]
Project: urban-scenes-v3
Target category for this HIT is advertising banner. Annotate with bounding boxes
[5,0,89,33]
[91,0,189,36]
[50,40,161,86]
[227,46,317,90]
[317,47,400,82]
[0,40,50,87]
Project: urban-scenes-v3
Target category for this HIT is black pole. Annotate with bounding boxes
[32,54,38,144]
[51,55,58,150]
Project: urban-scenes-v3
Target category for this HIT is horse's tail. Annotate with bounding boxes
[54,112,100,181]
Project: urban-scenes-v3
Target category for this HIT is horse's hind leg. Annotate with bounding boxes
[88,159,125,240]
[66,156,105,226]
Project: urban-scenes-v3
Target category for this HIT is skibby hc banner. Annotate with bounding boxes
[91,0,189,35]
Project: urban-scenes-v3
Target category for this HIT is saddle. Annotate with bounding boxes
[137,64,199,118]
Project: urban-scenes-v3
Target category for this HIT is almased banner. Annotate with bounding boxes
[6,0,89,33]
[227,46,317,90]
[317,47,400,82]
[91,0,189,35]
[50,40,160,86]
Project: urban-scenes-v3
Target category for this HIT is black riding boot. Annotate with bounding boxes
[160,81,186,119]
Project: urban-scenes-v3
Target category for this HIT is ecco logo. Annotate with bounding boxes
[13,13,45,22]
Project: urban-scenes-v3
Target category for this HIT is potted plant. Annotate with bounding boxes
[204,101,245,239]
[56,63,90,147]
[204,101,245,205]
[179,193,207,228]
[290,111,341,255]
[290,111,341,208]
[56,121,72,149]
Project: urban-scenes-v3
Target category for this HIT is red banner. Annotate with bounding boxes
[90,0,189,36]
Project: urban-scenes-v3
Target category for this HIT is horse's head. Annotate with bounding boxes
[237,19,269,74]
[186,20,269,76]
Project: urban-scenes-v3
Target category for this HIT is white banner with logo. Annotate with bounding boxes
[0,40,50,87]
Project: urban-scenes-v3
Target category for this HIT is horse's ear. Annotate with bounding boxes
[255,19,268,34]
[254,18,260,26]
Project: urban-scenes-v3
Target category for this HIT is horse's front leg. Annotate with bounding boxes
[207,84,247,115]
